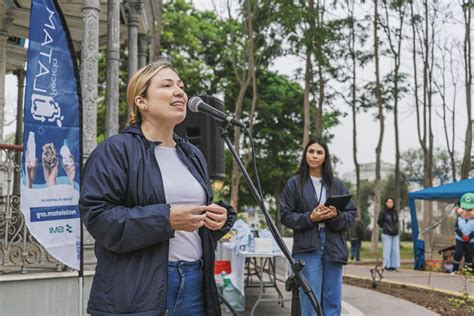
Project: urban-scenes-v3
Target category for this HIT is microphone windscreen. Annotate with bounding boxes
[188,97,202,113]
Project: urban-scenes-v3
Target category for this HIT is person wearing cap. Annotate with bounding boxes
[453,192,474,273]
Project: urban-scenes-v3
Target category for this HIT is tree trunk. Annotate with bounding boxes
[427,3,435,188]
[410,0,432,190]
[381,1,405,212]
[150,0,163,61]
[348,0,361,220]
[394,77,401,210]
[393,7,405,212]
[436,43,457,182]
[314,0,324,138]
[274,187,283,234]
[461,1,472,179]
[229,0,255,210]
[371,0,384,255]
[410,0,424,162]
[315,61,324,138]
[303,48,312,148]
[422,0,432,189]
[230,90,247,209]
[449,48,458,181]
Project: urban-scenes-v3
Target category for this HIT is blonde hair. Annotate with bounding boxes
[126,59,178,124]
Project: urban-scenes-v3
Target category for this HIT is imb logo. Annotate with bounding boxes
[49,224,73,234]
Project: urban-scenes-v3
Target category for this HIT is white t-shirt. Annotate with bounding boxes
[154,145,206,262]
[310,176,327,205]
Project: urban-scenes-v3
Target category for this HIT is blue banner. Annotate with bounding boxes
[21,0,81,270]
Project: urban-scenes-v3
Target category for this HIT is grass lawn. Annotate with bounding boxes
[351,241,414,261]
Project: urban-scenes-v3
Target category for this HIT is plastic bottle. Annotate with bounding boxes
[215,272,224,292]
[221,271,231,288]
[27,132,36,162]
[60,140,74,166]
[248,228,255,252]
[221,271,231,311]
[221,271,245,312]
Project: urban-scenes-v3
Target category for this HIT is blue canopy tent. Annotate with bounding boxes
[408,178,474,270]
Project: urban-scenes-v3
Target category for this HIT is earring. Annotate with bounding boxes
[142,106,148,111]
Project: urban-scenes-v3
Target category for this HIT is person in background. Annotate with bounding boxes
[377,197,400,271]
[453,192,474,273]
[349,219,364,261]
[80,60,236,316]
[280,138,356,316]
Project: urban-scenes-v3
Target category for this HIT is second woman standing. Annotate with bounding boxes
[377,197,400,271]
[280,138,356,316]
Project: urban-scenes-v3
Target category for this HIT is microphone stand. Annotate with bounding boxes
[217,124,322,316]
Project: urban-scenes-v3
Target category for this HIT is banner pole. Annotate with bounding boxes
[50,0,85,314]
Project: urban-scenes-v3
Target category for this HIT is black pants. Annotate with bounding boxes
[350,239,361,260]
[453,239,474,272]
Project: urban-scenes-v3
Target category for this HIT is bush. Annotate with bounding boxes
[400,231,413,242]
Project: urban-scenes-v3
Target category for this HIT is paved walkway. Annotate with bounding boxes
[344,264,474,297]
[342,285,438,316]
[223,271,439,315]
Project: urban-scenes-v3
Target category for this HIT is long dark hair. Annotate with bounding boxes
[296,138,334,197]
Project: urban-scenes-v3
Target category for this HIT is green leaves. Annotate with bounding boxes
[161,0,234,95]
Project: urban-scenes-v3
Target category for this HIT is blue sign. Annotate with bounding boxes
[21,0,81,270]
[30,205,80,222]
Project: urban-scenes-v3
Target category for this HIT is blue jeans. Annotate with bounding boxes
[166,259,205,316]
[293,241,343,315]
[381,234,400,269]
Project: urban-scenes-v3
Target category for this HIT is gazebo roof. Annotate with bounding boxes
[1,0,157,73]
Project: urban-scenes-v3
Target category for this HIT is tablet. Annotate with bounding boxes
[324,194,352,211]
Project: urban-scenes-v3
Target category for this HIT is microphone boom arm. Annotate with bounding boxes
[216,123,322,316]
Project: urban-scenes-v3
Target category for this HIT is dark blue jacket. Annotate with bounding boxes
[280,175,356,263]
[80,124,236,316]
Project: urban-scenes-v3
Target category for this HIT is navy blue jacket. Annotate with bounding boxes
[280,175,356,263]
[80,124,236,316]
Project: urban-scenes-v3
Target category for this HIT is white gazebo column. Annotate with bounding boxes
[13,68,25,195]
[105,0,120,138]
[125,0,142,80]
[81,0,100,161]
[0,13,13,142]
[138,34,149,69]
[81,0,101,268]
[14,69,25,145]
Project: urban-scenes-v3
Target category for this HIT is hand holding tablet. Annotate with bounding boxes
[324,194,352,211]
[310,205,337,222]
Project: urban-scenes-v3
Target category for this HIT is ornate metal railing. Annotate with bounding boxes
[0,144,61,274]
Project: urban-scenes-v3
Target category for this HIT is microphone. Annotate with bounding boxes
[188,96,245,128]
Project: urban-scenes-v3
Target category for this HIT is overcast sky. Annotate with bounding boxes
[192,0,471,174]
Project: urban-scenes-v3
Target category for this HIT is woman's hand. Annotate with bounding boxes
[170,205,207,232]
[309,205,338,222]
[203,203,228,231]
